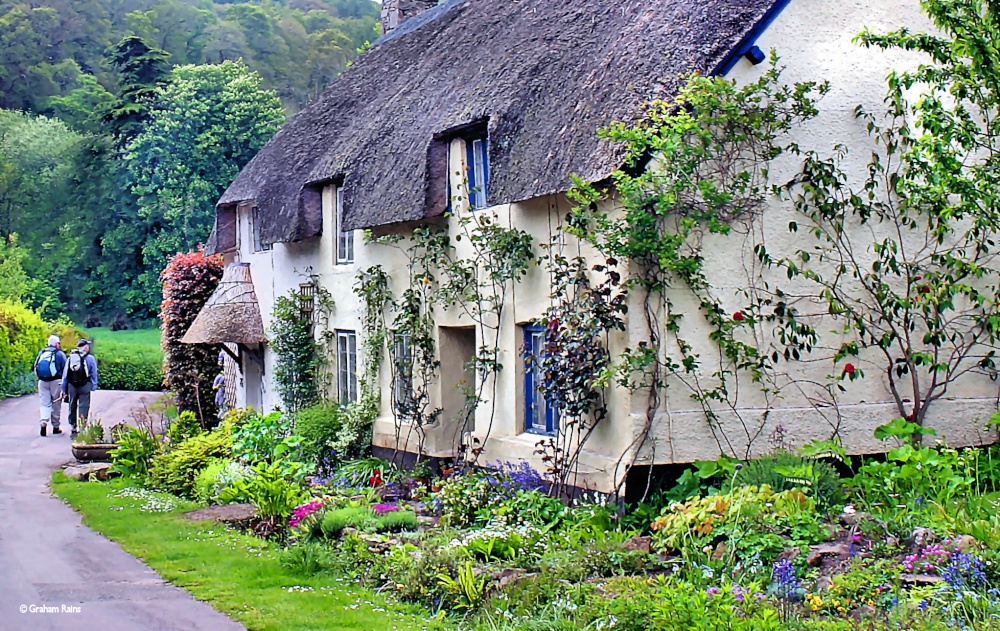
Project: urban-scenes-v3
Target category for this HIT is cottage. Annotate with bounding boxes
[197,0,996,493]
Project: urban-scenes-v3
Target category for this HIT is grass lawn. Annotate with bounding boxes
[53,474,448,631]
[84,327,163,363]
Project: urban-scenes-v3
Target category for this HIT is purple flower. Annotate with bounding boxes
[289,499,324,528]
[771,559,800,600]
[941,552,987,589]
[373,503,400,516]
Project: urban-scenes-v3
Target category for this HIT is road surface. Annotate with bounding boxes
[0,391,245,631]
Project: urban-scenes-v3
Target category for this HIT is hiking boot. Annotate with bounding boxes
[52,428,63,435]
[40,423,46,437]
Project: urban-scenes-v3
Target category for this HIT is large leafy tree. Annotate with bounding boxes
[125,60,284,312]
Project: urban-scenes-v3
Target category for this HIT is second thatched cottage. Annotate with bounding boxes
[191,0,998,493]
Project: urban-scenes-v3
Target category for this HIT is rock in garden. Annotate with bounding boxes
[806,543,849,566]
[900,573,943,585]
[908,527,935,549]
[815,576,833,593]
[182,503,257,524]
[63,463,114,481]
[776,547,800,563]
[623,536,652,553]
[954,535,978,551]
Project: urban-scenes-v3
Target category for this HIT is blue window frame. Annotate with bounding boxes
[466,135,489,209]
[523,325,557,434]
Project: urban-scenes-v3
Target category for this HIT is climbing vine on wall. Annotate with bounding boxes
[270,290,321,412]
[568,58,829,479]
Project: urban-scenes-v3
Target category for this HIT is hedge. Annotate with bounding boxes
[0,300,46,398]
[98,353,164,391]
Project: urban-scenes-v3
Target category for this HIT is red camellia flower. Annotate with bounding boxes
[844,363,856,375]
[920,285,931,294]
[369,469,384,487]
[733,311,745,322]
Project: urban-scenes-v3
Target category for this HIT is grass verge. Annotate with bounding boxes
[52,473,447,631]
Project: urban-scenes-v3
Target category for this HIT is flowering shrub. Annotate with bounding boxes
[436,462,548,527]
[160,251,223,424]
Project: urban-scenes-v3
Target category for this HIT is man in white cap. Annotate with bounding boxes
[34,334,67,436]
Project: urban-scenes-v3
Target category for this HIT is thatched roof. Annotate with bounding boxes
[182,263,267,345]
[212,0,777,248]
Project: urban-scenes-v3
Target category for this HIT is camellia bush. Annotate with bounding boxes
[160,251,223,426]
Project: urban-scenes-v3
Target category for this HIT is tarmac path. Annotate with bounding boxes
[0,391,245,631]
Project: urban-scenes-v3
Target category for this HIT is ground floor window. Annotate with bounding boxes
[523,324,557,434]
[393,332,413,415]
[336,329,358,404]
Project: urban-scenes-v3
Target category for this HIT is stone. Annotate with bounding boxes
[815,576,833,593]
[908,527,935,549]
[63,463,114,481]
[710,541,727,561]
[839,511,873,526]
[776,547,800,563]
[182,503,257,523]
[806,542,849,566]
[954,535,978,551]
[623,536,652,554]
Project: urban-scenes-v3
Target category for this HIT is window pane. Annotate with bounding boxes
[472,138,486,209]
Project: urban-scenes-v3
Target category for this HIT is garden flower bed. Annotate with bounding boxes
[70,405,1000,631]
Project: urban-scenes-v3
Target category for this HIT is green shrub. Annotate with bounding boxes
[97,352,164,391]
[149,424,233,497]
[293,404,345,467]
[194,458,252,503]
[0,299,46,397]
[375,510,419,533]
[110,426,160,480]
[86,328,165,392]
[168,410,203,445]
[232,411,291,463]
[731,450,842,507]
[321,506,375,537]
[219,460,309,520]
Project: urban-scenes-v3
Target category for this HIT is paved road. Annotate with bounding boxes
[0,391,245,631]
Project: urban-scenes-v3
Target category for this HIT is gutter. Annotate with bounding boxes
[711,0,793,76]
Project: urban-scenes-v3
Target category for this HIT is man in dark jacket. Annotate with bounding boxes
[35,335,67,437]
[63,339,99,438]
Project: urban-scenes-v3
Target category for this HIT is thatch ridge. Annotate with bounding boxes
[215,0,777,247]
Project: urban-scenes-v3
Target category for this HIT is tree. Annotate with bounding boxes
[125,60,284,308]
[103,35,171,147]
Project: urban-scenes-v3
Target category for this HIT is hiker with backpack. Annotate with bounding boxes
[63,339,99,438]
[34,335,67,437]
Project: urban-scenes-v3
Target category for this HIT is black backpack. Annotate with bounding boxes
[67,350,90,387]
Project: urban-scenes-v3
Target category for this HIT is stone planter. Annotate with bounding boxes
[71,443,116,462]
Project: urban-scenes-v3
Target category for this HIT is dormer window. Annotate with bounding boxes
[251,205,271,252]
[465,133,489,209]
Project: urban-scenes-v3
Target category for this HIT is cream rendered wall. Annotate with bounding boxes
[634,0,999,469]
[226,0,996,493]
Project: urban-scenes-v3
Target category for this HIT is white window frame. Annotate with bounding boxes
[336,187,354,264]
[336,329,358,404]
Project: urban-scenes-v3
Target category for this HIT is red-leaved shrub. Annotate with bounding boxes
[160,251,223,427]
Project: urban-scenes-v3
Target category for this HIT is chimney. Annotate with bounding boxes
[381,0,439,36]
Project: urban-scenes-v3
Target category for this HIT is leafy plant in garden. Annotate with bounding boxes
[149,421,233,497]
[110,426,159,480]
[160,250,222,425]
[731,450,843,508]
[219,459,309,522]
